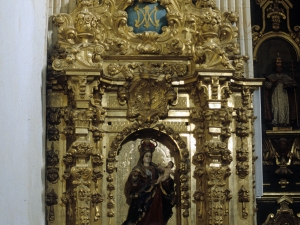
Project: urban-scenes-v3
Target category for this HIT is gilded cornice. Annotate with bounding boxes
[50,0,247,76]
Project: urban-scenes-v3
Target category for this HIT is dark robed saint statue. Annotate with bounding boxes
[122,139,176,225]
[264,55,298,127]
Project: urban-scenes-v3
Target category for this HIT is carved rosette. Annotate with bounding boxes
[47,108,62,141]
[46,143,60,184]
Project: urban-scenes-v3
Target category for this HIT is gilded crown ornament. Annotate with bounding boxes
[138,139,157,155]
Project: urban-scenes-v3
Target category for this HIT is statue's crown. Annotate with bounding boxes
[276,52,282,63]
[138,139,157,155]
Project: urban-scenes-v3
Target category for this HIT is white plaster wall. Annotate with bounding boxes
[0,0,48,224]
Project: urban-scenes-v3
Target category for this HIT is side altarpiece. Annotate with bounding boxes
[46,0,262,224]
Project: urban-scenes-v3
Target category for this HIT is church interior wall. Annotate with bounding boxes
[0,0,49,224]
[2,0,292,224]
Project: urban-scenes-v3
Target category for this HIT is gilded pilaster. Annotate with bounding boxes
[228,80,263,225]
[191,71,233,225]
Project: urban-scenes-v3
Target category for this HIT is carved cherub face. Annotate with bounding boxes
[279,139,288,150]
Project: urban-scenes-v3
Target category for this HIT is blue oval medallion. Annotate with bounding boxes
[126,1,168,34]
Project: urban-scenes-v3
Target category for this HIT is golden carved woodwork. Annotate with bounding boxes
[262,196,300,225]
[47,0,263,224]
[50,0,246,73]
[252,0,300,61]
[262,132,300,189]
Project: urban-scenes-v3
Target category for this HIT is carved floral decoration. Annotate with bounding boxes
[50,0,247,76]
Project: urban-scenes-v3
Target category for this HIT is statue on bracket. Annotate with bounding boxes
[122,139,176,225]
[264,53,298,129]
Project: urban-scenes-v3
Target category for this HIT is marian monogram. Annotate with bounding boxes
[126,2,167,34]
[134,5,160,29]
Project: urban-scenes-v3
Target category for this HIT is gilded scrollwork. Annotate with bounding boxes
[68,142,94,157]
[71,166,93,187]
[49,0,245,73]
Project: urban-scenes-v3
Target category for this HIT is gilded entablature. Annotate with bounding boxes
[50,0,246,75]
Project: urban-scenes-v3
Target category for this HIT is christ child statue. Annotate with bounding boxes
[156,161,174,184]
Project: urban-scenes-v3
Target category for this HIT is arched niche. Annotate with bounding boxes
[253,33,300,63]
[254,38,298,79]
[106,124,190,225]
[253,38,300,130]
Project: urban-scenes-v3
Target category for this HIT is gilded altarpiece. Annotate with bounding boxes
[46,0,262,224]
[252,1,300,224]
